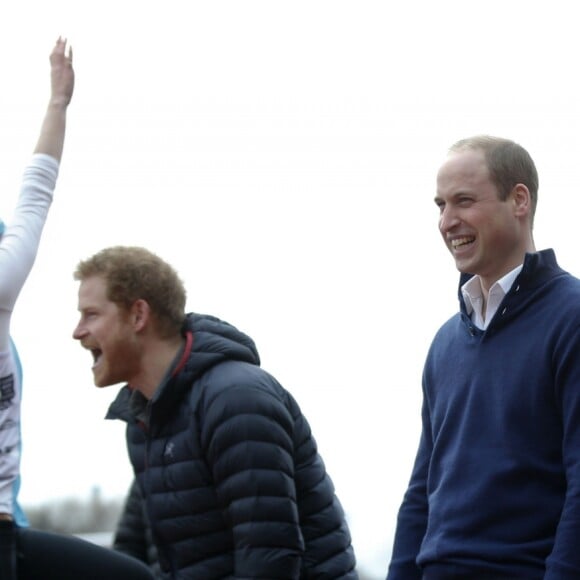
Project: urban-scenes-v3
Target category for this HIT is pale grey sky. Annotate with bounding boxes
[1,1,580,577]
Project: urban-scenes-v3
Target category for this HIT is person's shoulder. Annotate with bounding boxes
[549,269,580,298]
[203,359,277,391]
[433,312,463,336]
[421,313,465,361]
[196,360,288,413]
[537,274,580,331]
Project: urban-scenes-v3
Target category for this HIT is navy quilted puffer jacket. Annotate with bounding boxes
[107,313,357,579]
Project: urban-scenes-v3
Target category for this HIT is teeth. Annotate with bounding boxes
[451,237,474,248]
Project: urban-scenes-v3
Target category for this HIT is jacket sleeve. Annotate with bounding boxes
[113,479,149,563]
[201,372,304,579]
[386,395,431,580]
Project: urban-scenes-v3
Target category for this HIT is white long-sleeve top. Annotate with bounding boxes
[0,154,58,516]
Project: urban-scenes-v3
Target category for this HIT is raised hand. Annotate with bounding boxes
[49,37,75,107]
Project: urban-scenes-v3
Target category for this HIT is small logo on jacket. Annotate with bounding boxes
[164,442,175,458]
[0,375,15,411]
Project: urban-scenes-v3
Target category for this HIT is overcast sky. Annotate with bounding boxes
[1,2,580,577]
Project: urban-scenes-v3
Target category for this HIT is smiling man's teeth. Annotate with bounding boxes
[451,237,474,249]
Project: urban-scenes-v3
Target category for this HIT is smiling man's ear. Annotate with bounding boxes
[511,183,532,219]
[131,299,151,332]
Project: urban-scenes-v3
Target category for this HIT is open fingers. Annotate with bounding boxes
[50,37,69,64]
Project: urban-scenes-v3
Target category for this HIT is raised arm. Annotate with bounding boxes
[33,37,74,160]
[0,38,74,536]
[0,37,75,342]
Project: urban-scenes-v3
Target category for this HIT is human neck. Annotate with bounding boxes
[129,335,185,400]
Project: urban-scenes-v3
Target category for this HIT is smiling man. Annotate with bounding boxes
[72,246,357,579]
[386,136,580,579]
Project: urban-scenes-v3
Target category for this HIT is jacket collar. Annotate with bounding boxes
[106,312,260,424]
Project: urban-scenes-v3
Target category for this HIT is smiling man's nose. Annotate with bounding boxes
[439,206,460,233]
[72,321,85,340]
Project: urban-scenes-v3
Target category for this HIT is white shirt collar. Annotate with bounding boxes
[461,265,523,330]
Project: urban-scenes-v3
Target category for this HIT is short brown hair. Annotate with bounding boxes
[450,135,539,224]
[74,246,186,338]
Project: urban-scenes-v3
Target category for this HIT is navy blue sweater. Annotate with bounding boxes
[388,250,580,579]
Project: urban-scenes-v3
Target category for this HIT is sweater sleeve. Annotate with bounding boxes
[0,154,58,516]
[386,394,431,580]
[202,377,304,579]
[545,316,580,578]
